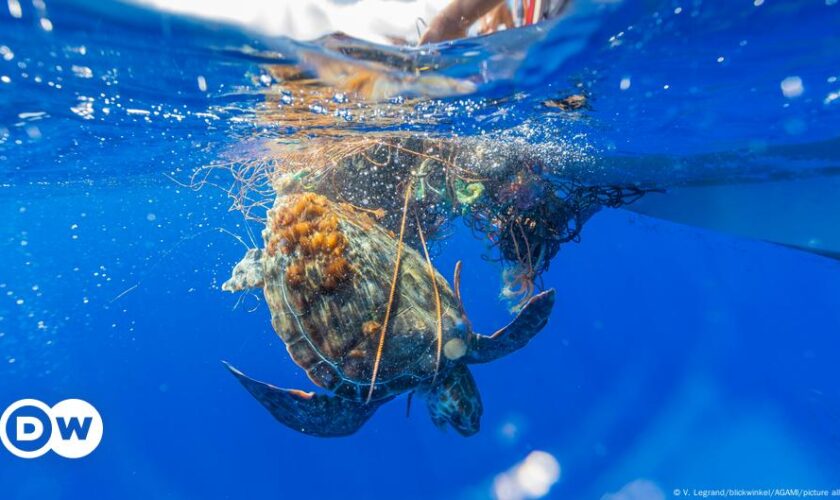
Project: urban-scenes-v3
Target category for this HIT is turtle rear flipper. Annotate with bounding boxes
[224,362,386,437]
[426,364,482,436]
[466,289,555,364]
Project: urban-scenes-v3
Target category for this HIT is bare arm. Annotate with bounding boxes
[419,0,505,44]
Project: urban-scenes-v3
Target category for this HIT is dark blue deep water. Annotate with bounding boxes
[2,1,840,499]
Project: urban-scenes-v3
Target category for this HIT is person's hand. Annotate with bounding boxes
[419,13,467,44]
[419,0,504,44]
[478,3,514,35]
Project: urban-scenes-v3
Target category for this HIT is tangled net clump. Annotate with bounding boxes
[466,172,650,309]
[198,132,653,311]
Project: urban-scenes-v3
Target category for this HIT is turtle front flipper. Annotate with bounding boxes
[466,289,556,364]
[224,362,387,437]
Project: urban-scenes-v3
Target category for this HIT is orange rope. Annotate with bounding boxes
[453,260,463,311]
[415,210,443,384]
[517,222,534,276]
[366,178,414,403]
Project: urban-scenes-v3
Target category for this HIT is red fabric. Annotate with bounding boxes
[524,0,536,25]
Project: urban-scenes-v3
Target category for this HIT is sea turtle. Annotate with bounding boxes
[222,192,555,437]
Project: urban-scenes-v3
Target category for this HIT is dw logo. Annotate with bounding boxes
[0,399,103,459]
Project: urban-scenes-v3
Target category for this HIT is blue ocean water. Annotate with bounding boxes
[2,1,840,499]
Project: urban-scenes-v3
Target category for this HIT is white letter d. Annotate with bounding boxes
[16,416,44,442]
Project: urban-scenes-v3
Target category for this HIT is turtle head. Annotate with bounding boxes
[426,364,482,437]
[222,248,265,292]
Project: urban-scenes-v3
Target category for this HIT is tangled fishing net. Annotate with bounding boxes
[201,131,650,311]
[197,62,652,311]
